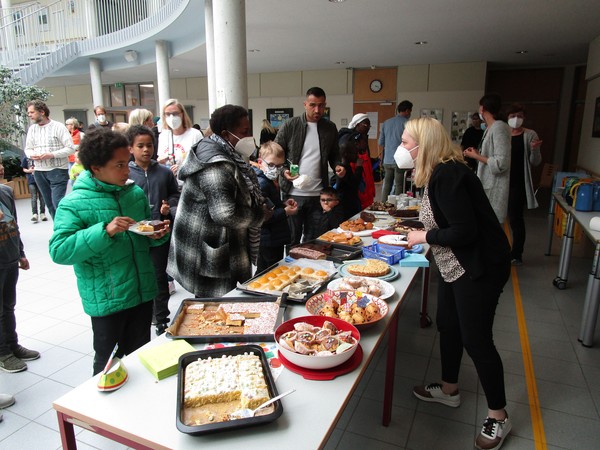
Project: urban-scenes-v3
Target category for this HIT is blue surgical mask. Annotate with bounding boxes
[480,123,487,131]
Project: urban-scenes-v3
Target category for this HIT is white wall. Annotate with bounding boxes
[44,63,484,138]
[578,35,600,173]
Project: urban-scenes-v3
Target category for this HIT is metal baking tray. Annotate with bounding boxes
[238,261,337,304]
[166,297,285,342]
[292,239,363,264]
[176,345,282,435]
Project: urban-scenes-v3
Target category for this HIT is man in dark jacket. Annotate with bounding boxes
[275,87,345,244]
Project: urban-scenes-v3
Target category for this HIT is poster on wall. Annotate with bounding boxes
[451,111,474,143]
[266,108,293,129]
[421,108,443,122]
[593,97,600,138]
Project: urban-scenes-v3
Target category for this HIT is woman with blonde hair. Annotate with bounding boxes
[157,99,202,179]
[129,108,159,158]
[404,118,512,450]
[259,119,277,144]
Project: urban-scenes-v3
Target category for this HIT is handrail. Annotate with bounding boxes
[0,0,184,81]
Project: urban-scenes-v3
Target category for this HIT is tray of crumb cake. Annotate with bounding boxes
[166,297,286,342]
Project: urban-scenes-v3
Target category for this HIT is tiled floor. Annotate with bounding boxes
[1,192,600,449]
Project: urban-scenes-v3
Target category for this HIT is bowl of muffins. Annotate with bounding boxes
[274,315,360,370]
[305,290,388,329]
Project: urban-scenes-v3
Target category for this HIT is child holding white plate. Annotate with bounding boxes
[49,128,170,375]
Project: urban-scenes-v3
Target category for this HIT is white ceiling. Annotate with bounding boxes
[39,0,600,87]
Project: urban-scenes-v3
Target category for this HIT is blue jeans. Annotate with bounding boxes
[34,169,69,218]
[0,264,19,356]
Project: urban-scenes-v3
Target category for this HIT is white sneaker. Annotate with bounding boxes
[168,281,176,295]
[31,214,38,222]
[413,382,461,407]
[40,213,47,221]
[475,415,512,450]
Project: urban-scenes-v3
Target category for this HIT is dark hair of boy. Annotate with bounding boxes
[78,128,128,171]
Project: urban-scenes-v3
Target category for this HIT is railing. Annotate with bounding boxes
[0,0,183,83]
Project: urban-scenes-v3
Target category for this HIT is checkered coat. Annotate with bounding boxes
[167,137,264,297]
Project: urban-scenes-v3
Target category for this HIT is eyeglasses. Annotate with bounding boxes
[320,197,338,203]
[264,162,284,170]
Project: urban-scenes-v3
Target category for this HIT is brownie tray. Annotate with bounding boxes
[291,239,363,264]
[176,345,282,435]
[166,297,285,343]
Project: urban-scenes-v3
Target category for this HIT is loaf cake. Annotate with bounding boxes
[184,353,269,409]
[346,259,390,277]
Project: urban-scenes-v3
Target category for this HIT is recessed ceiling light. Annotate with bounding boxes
[515,50,528,54]
[248,49,260,53]
[328,0,346,3]
[415,41,428,45]
[335,61,345,64]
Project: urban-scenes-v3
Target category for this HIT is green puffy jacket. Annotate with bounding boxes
[49,170,168,317]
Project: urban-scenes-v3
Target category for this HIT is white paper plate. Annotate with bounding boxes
[378,234,409,246]
[128,223,157,236]
[337,227,380,237]
[327,277,395,299]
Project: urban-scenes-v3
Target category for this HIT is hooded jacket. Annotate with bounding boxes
[128,160,180,220]
[49,170,167,317]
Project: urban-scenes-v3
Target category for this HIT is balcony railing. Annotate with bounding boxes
[0,0,185,84]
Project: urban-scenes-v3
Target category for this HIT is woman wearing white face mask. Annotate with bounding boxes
[167,105,268,297]
[157,99,203,178]
[506,104,542,265]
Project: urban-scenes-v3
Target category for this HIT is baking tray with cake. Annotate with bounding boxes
[238,259,338,303]
[289,240,363,264]
[176,345,283,435]
[166,297,285,342]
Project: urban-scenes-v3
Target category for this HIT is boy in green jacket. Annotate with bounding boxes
[49,129,170,375]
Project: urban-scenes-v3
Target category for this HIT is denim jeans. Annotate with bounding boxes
[0,264,19,356]
[29,183,46,215]
[33,169,69,218]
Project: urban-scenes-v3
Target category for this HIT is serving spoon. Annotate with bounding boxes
[230,389,296,419]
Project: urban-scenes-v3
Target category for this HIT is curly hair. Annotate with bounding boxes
[27,100,50,117]
[126,125,154,146]
[78,128,129,171]
[209,104,248,136]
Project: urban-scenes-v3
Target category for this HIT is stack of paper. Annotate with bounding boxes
[138,339,195,380]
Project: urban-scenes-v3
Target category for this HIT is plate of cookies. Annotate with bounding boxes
[337,218,380,236]
[338,259,399,281]
[305,290,389,329]
[129,220,167,235]
[318,230,362,246]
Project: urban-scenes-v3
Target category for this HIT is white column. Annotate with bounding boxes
[89,58,103,107]
[155,39,171,112]
[204,0,217,115]
[212,0,248,108]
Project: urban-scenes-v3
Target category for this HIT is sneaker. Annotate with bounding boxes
[155,323,168,336]
[413,382,461,407]
[168,281,176,295]
[31,214,38,222]
[40,213,47,221]
[511,258,522,266]
[11,345,40,361]
[0,354,27,373]
[475,415,512,450]
[0,394,15,409]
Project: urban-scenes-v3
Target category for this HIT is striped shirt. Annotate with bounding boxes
[24,120,74,171]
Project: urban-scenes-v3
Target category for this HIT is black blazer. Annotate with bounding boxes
[425,161,510,280]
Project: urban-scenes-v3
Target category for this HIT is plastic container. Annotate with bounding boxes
[362,243,406,264]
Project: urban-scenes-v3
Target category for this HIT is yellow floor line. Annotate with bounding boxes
[504,224,547,449]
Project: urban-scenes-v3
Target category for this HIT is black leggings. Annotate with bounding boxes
[91,301,153,375]
[436,262,510,410]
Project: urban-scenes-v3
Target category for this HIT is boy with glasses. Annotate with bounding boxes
[305,187,345,241]
[253,142,297,273]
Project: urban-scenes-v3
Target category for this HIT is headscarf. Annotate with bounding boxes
[348,113,369,129]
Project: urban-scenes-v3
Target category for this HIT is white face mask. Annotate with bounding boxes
[262,163,281,180]
[97,114,106,123]
[166,115,183,130]
[229,132,256,160]
[508,117,524,129]
[394,145,418,169]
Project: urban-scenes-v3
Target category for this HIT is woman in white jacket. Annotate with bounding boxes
[505,104,542,265]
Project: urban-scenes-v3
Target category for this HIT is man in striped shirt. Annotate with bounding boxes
[24,100,75,218]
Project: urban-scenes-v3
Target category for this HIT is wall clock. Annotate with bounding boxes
[370,79,383,93]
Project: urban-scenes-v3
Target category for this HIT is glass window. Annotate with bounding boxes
[125,84,140,107]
